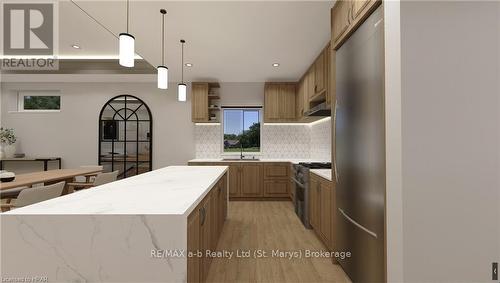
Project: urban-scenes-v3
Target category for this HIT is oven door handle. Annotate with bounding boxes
[291,177,306,188]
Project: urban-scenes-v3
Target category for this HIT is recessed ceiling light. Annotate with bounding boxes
[185,63,193,67]
[71,44,81,49]
[272,63,280,67]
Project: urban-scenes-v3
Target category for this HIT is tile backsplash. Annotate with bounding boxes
[194,117,331,161]
[261,124,310,159]
[310,117,332,161]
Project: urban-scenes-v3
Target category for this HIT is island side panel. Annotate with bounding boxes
[1,214,188,283]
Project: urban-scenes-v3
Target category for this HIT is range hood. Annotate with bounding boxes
[305,102,331,117]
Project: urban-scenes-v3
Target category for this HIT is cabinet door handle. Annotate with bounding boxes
[333,101,339,184]
[200,207,206,226]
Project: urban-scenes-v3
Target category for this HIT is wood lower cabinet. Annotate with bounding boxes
[309,176,320,229]
[241,164,263,197]
[187,173,228,283]
[189,162,291,200]
[263,180,289,197]
[319,180,332,245]
[187,208,201,283]
[228,164,241,197]
[309,173,335,251]
[263,163,290,197]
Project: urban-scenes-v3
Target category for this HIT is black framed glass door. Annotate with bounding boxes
[98,95,152,179]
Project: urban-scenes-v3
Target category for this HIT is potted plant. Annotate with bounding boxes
[0,127,17,158]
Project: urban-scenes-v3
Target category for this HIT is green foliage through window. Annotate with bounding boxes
[23,96,60,110]
[223,109,260,153]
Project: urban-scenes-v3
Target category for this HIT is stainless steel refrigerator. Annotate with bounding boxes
[334,5,386,283]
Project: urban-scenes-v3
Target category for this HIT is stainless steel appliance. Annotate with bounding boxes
[292,162,331,229]
[304,101,331,117]
[334,6,385,283]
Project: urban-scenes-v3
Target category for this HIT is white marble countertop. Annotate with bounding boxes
[310,169,333,181]
[188,158,330,164]
[4,166,228,216]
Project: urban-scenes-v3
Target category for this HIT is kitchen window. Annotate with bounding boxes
[18,91,61,112]
[222,108,261,154]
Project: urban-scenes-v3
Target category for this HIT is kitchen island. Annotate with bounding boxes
[0,166,228,283]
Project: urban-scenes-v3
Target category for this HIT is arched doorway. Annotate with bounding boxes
[98,95,152,179]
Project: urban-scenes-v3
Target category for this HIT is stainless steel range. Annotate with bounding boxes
[292,162,331,228]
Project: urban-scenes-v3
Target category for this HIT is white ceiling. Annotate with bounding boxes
[59,1,334,82]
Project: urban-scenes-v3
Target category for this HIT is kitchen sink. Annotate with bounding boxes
[222,158,260,161]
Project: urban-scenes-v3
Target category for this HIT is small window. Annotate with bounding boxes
[223,108,261,154]
[18,91,61,112]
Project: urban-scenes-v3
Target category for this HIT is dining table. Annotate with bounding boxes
[0,168,103,196]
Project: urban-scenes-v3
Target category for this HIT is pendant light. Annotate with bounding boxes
[119,0,134,67]
[157,9,168,89]
[178,39,187,101]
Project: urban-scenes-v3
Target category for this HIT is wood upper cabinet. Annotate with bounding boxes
[307,66,316,102]
[331,0,352,47]
[325,45,332,106]
[331,0,381,50]
[314,50,326,95]
[264,83,296,122]
[352,0,371,20]
[280,84,296,120]
[192,83,209,122]
[241,164,263,197]
[296,78,305,119]
[228,164,241,197]
[264,84,280,120]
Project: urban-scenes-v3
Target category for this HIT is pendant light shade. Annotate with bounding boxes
[157,66,168,89]
[158,9,168,89]
[119,33,135,67]
[178,39,187,101]
[119,0,134,67]
[178,83,187,102]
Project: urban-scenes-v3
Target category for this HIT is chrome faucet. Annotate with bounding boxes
[240,143,245,160]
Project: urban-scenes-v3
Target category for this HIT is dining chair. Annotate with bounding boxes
[0,187,28,199]
[77,165,104,182]
[0,182,65,212]
[67,170,119,191]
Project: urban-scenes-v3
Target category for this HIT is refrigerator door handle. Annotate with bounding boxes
[333,101,339,184]
[338,208,378,239]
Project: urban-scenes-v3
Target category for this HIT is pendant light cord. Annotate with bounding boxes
[181,41,184,83]
[126,0,129,33]
[162,13,165,65]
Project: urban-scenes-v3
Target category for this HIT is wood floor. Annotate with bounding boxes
[206,201,351,283]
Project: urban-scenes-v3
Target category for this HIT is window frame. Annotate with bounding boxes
[221,107,262,156]
[17,91,61,112]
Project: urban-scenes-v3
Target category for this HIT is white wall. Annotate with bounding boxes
[0,81,195,172]
[400,1,500,282]
[218,82,264,107]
